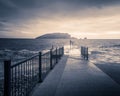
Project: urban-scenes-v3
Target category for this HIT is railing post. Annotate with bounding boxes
[86,47,88,60]
[83,47,84,58]
[62,47,64,56]
[39,52,42,82]
[50,49,53,69]
[56,48,58,63]
[81,46,89,60]
[58,47,60,59]
[4,60,11,96]
[81,46,83,56]
[60,47,62,57]
[82,47,83,56]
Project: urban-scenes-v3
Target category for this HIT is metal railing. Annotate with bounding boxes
[4,47,64,96]
[81,46,88,60]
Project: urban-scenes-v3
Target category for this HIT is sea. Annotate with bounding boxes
[0,38,120,95]
[0,39,120,79]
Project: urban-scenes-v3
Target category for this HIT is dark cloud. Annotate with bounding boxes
[65,0,120,7]
[0,0,18,18]
[11,0,40,8]
[10,0,120,9]
[0,0,120,18]
[11,0,120,7]
[0,0,120,38]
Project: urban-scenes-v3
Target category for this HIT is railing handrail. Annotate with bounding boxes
[3,46,64,96]
[42,51,50,56]
[42,50,50,55]
[11,54,39,68]
[11,47,61,68]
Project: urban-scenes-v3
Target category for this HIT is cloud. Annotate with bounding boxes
[1,0,120,19]
[1,0,120,13]
[0,0,120,38]
[10,0,120,8]
[0,0,17,18]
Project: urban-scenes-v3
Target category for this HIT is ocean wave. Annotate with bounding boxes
[90,51,104,54]
[100,44,120,48]
[112,44,120,47]
[0,49,38,63]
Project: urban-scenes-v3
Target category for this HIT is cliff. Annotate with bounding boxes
[36,33,72,39]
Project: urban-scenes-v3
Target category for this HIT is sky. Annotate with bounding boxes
[0,0,120,39]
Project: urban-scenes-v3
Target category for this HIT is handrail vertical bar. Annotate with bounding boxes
[86,47,88,60]
[39,52,42,82]
[4,60,11,96]
[3,47,64,96]
[50,49,53,69]
[56,48,58,63]
[62,47,64,56]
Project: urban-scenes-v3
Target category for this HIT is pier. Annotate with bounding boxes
[3,47,120,96]
[31,48,120,96]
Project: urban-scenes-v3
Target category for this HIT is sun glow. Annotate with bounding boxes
[13,14,120,39]
[1,5,120,39]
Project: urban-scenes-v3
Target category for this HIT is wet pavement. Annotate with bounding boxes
[32,49,120,96]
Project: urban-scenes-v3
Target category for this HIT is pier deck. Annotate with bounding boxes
[31,49,120,96]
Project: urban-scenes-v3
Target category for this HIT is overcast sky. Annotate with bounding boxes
[0,0,120,39]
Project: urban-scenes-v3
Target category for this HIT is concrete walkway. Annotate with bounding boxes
[31,49,120,96]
